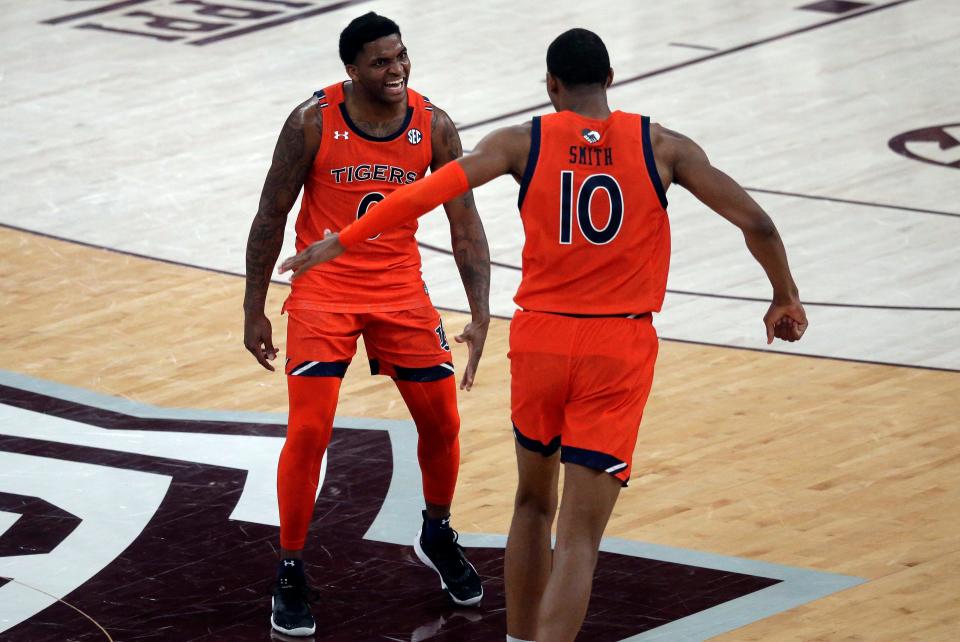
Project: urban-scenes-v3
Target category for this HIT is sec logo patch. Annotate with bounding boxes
[407,128,423,145]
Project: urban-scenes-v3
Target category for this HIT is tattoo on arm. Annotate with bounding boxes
[432,108,476,210]
[431,107,490,319]
[244,101,320,313]
[451,221,491,320]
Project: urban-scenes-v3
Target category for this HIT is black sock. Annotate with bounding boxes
[277,558,305,581]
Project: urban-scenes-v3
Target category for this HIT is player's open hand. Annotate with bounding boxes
[244,311,278,371]
[454,316,489,391]
[279,230,345,279]
[763,298,808,344]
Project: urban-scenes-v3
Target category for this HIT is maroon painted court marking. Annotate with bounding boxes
[668,42,719,51]
[42,0,374,46]
[889,124,960,169]
[0,493,81,558]
[798,0,873,13]
[743,186,960,218]
[41,0,154,25]
[0,385,781,641]
[189,0,374,46]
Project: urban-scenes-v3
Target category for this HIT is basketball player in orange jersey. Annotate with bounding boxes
[280,28,808,642]
[242,12,489,638]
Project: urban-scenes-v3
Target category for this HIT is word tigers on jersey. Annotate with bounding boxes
[330,164,420,185]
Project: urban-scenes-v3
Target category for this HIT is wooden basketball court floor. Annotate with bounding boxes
[1,0,958,640]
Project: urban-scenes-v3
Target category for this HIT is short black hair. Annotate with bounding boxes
[546,28,610,87]
[339,12,401,65]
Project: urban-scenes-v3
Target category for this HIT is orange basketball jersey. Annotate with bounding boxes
[285,82,434,312]
[514,111,670,315]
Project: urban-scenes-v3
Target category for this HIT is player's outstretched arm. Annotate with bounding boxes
[243,99,321,370]
[657,124,808,344]
[430,106,491,390]
[278,125,524,277]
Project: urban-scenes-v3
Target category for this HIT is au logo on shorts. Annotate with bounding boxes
[435,321,450,351]
[407,128,423,145]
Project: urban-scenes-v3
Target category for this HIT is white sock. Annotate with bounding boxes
[506,636,535,642]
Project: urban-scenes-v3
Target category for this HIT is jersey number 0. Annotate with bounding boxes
[559,171,624,245]
[358,192,385,240]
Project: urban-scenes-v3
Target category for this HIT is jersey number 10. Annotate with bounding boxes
[559,171,624,245]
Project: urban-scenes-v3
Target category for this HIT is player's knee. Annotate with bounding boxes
[284,418,333,459]
[554,530,602,567]
[432,387,460,428]
[416,407,460,449]
[555,512,608,556]
[513,485,557,520]
[401,378,461,447]
[435,410,461,446]
[417,428,460,464]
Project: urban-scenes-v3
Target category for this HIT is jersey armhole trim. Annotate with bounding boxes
[312,90,329,164]
[313,89,329,108]
[641,115,668,210]
[517,116,542,210]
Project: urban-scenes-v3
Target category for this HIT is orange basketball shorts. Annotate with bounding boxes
[508,310,659,485]
[285,306,454,381]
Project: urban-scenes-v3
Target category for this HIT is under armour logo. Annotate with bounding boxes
[334,131,350,140]
[283,560,296,567]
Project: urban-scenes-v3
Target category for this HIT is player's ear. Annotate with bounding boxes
[545,72,559,95]
[345,64,360,83]
[605,68,614,88]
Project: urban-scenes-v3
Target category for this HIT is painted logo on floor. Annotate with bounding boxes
[0,378,861,641]
[41,0,368,47]
[889,124,960,169]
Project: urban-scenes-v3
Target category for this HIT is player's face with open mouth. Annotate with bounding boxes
[353,34,411,104]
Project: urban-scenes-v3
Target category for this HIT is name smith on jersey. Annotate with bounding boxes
[568,145,614,166]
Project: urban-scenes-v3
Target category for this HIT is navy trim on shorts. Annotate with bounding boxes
[394,362,455,382]
[288,360,349,378]
[561,444,628,480]
[517,116,542,210]
[641,115,668,210]
[513,422,561,457]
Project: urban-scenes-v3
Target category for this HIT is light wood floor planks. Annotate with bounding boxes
[3,227,957,640]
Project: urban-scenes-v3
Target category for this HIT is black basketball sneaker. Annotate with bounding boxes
[413,511,483,606]
[270,559,316,637]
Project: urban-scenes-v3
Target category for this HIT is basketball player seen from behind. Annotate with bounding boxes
[243,12,490,638]
[282,28,808,642]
